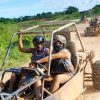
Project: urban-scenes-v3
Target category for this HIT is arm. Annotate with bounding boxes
[37,49,70,63]
[18,31,32,53]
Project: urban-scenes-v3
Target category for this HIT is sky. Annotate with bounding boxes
[0,0,100,18]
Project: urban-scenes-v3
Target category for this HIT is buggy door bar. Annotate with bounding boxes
[20,25,39,32]
[48,22,85,76]
[74,23,85,51]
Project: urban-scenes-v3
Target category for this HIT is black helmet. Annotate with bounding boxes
[32,35,45,44]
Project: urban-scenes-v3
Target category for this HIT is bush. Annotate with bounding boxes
[0,22,32,69]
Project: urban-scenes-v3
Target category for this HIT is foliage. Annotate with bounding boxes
[54,12,80,20]
[0,18,14,23]
[0,22,33,69]
[35,12,53,20]
[91,5,100,14]
[64,6,79,14]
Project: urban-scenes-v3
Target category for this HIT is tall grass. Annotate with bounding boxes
[0,22,34,69]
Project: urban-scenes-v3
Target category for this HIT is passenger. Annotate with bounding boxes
[18,31,49,67]
[8,31,49,98]
[37,35,75,93]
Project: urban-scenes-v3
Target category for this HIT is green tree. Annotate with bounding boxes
[92,5,100,14]
[64,6,79,14]
[35,14,42,19]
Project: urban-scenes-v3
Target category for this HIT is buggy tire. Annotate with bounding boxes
[92,60,100,90]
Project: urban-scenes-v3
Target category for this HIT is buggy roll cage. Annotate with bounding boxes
[0,22,84,100]
[1,22,84,73]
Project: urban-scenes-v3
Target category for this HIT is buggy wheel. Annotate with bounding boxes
[92,60,100,90]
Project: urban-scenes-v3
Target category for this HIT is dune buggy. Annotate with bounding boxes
[0,22,98,100]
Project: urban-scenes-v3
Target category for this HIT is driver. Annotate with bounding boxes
[37,35,75,93]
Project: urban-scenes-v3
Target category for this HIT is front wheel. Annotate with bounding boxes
[92,60,100,90]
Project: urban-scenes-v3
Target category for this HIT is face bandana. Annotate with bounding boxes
[53,44,63,52]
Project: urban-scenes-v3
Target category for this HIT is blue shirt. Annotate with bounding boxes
[31,47,48,63]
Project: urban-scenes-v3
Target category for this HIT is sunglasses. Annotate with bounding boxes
[53,40,62,45]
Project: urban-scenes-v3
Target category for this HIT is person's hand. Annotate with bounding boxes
[29,61,38,68]
[17,31,22,37]
[32,61,38,66]
[29,62,35,68]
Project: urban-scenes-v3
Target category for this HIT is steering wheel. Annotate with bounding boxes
[33,62,47,71]
[32,62,47,76]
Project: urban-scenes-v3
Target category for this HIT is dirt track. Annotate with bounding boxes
[76,23,100,100]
